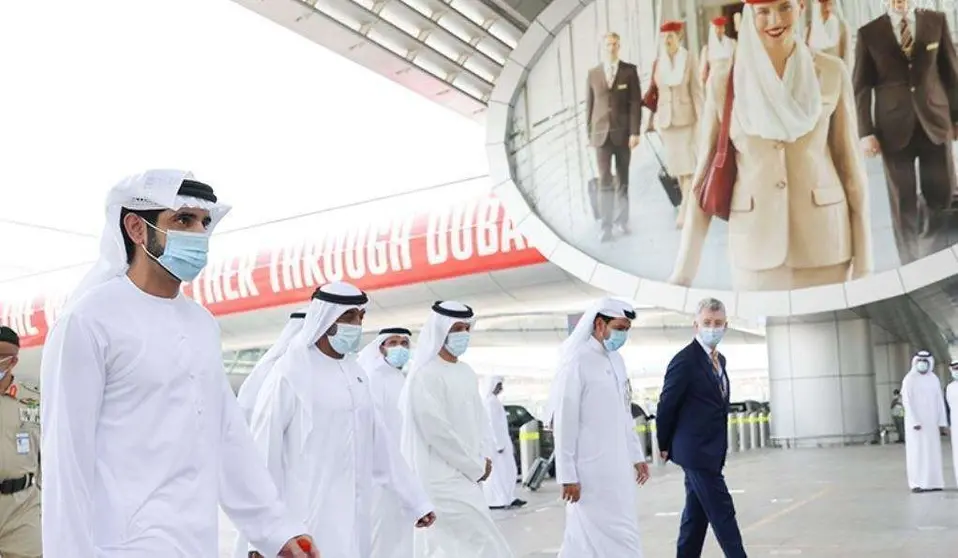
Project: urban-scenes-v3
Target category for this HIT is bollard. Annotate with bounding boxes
[518,420,541,482]
[758,412,770,448]
[727,412,740,454]
[737,412,751,452]
[747,412,759,451]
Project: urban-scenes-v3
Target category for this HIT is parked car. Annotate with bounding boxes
[504,404,555,477]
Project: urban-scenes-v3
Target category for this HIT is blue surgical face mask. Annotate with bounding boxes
[951,368,958,381]
[916,360,931,374]
[604,329,628,352]
[444,331,471,357]
[698,327,726,349]
[384,346,410,369]
[142,219,210,282]
[0,357,12,381]
[328,323,363,355]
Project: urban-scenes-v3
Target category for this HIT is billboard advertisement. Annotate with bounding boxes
[505,0,958,293]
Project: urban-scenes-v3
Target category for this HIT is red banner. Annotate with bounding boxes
[0,194,545,349]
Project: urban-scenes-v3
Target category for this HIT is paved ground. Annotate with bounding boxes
[219,443,958,557]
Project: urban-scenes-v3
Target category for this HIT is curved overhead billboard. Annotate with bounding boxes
[500,0,958,294]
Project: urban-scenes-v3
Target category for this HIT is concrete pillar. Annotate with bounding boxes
[767,314,879,448]
[873,342,894,426]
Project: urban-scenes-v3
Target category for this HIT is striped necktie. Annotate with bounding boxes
[899,17,914,58]
[710,351,726,396]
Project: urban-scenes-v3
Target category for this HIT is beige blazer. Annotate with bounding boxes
[653,51,704,130]
[670,52,873,284]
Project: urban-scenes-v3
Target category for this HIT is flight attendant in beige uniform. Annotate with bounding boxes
[700,16,736,84]
[649,20,703,228]
[669,0,873,291]
[805,0,852,67]
[0,326,41,558]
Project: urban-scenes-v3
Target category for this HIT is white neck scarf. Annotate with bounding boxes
[808,3,840,50]
[732,4,822,142]
[658,46,688,87]
[708,28,733,61]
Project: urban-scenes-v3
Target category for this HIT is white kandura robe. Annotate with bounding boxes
[902,371,948,490]
[366,357,419,558]
[946,382,958,487]
[482,391,518,508]
[40,276,301,558]
[248,348,431,558]
[402,359,514,558]
[554,337,645,557]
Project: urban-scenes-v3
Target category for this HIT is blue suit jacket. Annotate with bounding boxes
[656,340,730,472]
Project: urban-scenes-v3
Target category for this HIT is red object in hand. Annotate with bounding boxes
[297,538,313,553]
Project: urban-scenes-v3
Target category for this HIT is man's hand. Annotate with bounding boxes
[629,134,641,150]
[478,458,493,482]
[416,512,437,528]
[914,425,922,431]
[278,535,320,557]
[561,483,581,503]
[861,135,881,157]
[634,462,650,485]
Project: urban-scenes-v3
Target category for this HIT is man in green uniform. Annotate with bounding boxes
[0,326,41,558]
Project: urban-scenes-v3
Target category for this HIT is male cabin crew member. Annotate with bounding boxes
[656,297,746,558]
[854,0,958,264]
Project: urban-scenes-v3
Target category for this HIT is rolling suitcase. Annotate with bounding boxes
[522,451,554,491]
[646,132,682,207]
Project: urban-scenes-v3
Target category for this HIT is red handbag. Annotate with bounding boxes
[642,60,659,112]
[695,63,737,221]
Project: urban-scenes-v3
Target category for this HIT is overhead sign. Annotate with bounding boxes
[1,194,545,349]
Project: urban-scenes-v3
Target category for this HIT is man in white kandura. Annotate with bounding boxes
[481,376,525,510]
[902,350,949,493]
[945,361,958,487]
[356,326,421,558]
[399,301,515,558]
[551,297,649,557]
[40,169,317,557]
[246,283,436,558]
[236,310,306,424]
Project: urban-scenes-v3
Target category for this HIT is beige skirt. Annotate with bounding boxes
[658,125,697,177]
[731,262,850,291]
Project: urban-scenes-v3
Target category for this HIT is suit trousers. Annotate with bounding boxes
[677,468,746,558]
[881,125,957,265]
[596,137,631,231]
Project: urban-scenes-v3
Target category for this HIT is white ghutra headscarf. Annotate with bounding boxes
[236,309,307,422]
[807,1,842,51]
[357,327,412,373]
[733,2,822,142]
[66,169,231,311]
[543,297,636,423]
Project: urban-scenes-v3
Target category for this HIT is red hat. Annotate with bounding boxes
[660,20,683,33]
[711,16,728,26]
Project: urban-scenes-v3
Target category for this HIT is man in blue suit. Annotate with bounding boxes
[656,297,746,558]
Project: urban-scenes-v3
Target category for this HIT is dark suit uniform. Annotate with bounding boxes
[656,340,746,558]
[853,9,958,264]
[586,61,642,233]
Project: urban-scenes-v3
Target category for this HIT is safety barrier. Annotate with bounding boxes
[727,411,772,453]
[518,420,541,481]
